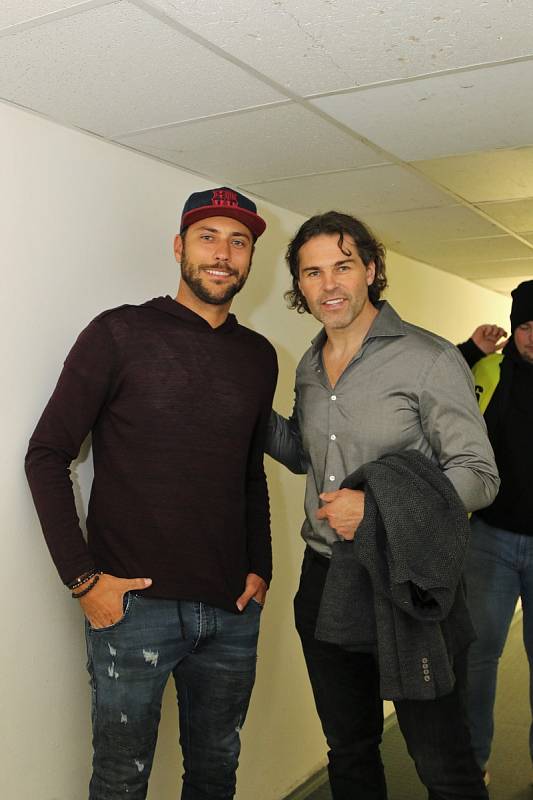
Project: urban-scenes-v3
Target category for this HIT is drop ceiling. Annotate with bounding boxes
[2,0,533,294]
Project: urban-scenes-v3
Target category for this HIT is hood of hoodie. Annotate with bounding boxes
[140,295,238,334]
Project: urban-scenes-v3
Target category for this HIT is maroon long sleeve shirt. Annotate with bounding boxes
[25,296,278,612]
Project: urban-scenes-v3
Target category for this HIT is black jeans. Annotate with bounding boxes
[294,548,488,800]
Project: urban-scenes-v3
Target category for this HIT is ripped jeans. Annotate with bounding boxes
[85,593,262,800]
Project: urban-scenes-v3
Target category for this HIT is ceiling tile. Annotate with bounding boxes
[415,149,533,203]
[311,61,533,161]
[399,235,533,267]
[242,164,453,218]
[117,104,388,183]
[365,206,504,247]
[145,0,352,95]
[475,198,533,232]
[148,0,533,95]
[440,257,533,280]
[305,0,533,90]
[475,275,533,295]
[0,1,93,29]
[0,1,283,137]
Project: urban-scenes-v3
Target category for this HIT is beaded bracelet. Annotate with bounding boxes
[72,572,101,599]
[67,570,98,591]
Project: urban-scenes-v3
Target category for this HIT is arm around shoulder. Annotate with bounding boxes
[265,401,307,474]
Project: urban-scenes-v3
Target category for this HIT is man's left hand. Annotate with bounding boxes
[471,324,508,354]
[316,488,365,540]
[236,572,267,611]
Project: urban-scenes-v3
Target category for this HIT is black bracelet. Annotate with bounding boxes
[67,570,98,590]
[72,572,101,599]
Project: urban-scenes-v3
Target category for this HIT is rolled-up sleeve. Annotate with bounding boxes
[419,346,500,512]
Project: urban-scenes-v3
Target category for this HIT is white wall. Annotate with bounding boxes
[1,98,510,800]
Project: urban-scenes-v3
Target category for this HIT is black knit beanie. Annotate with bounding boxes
[511,280,533,331]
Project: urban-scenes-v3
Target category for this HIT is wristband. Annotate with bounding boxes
[72,572,101,599]
[67,570,98,591]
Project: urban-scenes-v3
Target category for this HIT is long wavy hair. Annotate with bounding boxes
[285,211,388,314]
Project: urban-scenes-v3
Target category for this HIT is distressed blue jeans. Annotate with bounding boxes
[85,593,262,800]
[465,514,533,769]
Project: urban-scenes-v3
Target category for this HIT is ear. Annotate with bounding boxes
[366,260,376,285]
[173,234,183,263]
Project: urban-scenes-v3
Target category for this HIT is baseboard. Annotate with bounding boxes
[281,766,328,800]
[280,713,398,799]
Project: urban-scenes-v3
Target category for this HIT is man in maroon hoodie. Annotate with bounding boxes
[25,187,278,800]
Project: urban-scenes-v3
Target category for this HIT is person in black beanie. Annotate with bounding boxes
[457,279,533,785]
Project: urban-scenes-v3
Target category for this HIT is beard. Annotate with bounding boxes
[180,250,249,306]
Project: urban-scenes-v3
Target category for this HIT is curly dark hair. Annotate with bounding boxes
[285,211,388,314]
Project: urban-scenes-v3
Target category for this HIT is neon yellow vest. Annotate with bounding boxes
[471,353,503,414]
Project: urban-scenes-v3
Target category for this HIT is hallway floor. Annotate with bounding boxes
[299,613,530,799]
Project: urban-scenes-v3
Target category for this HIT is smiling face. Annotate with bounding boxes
[297,233,376,332]
[174,216,254,310]
[514,320,533,364]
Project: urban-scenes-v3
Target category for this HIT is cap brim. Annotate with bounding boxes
[181,204,266,238]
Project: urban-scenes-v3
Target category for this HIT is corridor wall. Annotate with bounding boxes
[0,99,509,800]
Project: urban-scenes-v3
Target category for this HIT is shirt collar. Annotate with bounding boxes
[310,300,406,357]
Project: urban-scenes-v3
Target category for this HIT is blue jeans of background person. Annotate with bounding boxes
[85,593,262,800]
[465,514,533,770]
[295,547,487,800]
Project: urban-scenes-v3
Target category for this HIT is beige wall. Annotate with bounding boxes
[2,98,510,800]
[385,250,510,342]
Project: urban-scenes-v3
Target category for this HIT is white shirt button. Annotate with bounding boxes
[331,395,336,401]
[330,434,336,440]
[329,475,335,481]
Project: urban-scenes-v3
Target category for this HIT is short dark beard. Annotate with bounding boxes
[180,248,249,306]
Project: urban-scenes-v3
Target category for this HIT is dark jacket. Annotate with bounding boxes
[315,450,475,701]
[457,338,533,535]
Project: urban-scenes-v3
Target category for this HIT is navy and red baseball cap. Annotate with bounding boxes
[180,187,266,239]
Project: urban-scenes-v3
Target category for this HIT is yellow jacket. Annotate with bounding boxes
[472,353,503,414]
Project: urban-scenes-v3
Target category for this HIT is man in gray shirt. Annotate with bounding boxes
[267,211,498,800]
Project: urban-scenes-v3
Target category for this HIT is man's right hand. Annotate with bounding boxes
[78,573,152,629]
[471,324,508,354]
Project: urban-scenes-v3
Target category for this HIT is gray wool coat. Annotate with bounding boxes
[314,450,476,701]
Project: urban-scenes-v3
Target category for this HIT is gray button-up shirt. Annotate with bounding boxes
[267,301,499,557]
